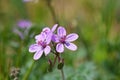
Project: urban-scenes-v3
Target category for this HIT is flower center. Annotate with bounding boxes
[38,41,47,48]
[60,36,66,43]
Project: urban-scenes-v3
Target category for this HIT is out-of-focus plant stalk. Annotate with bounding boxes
[77,26,91,60]
[53,55,57,67]
[17,40,23,67]
[1,37,6,79]
[45,0,59,24]
[22,60,35,80]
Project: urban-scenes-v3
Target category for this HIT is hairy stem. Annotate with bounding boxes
[53,55,57,67]
[61,69,65,80]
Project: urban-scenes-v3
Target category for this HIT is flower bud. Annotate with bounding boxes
[57,63,64,70]
[57,59,64,70]
[47,59,53,72]
[47,65,53,72]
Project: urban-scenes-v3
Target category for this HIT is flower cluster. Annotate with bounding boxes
[29,24,79,60]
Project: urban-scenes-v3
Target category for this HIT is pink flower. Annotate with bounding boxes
[13,20,32,40]
[29,24,58,60]
[29,32,52,60]
[29,24,79,60]
[35,24,58,43]
[52,27,79,53]
[17,20,32,29]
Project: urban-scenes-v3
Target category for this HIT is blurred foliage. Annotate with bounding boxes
[0,0,120,80]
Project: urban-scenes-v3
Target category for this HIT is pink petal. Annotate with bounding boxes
[42,27,51,34]
[29,44,39,52]
[35,34,42,40]
[65,43,77,51]
[52,34,59,43]
[51,24,58,32]
[44,46,51,56]
[33,50,43,60]
[35,33,46,42]
[57,27,66,37]
[66,33,79,42]
[56,43,64,53]
[45,31,52,44]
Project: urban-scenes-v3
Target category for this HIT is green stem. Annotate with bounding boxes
[61,69,65,80]
[17,40,23,67]
[53,55,57,67]
[22,60,35,80]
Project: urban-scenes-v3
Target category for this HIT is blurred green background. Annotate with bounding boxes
[0,0,120,80]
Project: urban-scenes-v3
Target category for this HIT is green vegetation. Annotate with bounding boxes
[0,0,120,80]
